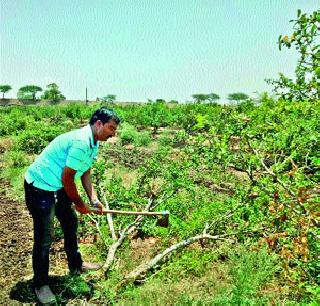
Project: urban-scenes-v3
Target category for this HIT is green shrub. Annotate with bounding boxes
[158,135,172,147]
[63,104,83,120]
[119,123,151,147]
[134,130,151,147]
[119,122,137,144]
[0,115,35,136]
[15,124,66,154]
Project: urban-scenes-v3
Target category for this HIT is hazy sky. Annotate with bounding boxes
[0,1,318,102]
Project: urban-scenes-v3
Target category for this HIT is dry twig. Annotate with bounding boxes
[102,194,117,240]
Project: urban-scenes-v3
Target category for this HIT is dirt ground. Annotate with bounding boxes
[0,191,33,304]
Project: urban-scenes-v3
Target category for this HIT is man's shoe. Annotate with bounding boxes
[70,262,102,275]
[35,285,56,305]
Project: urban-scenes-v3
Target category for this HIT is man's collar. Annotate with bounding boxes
[85,125,97,149]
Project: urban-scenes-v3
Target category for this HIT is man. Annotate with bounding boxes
[24,107,120,304]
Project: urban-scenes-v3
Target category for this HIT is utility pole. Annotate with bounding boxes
[86,87,88,105]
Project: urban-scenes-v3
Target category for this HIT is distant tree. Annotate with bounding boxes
[17,90,29,100]
[192,94,210,103]
[227,92,249,104]
[18,85,42,100]
[102,94,116,103]
[155,99,166,104]
[168,100,179,104]
[208,93,220,103]
[0,85,12,99]
[41,83,65,101]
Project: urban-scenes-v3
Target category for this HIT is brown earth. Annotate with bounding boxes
[0,193,33,304]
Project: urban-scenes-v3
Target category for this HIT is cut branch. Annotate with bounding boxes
[102,186,181,275]
[102,197,154,274]
[118,232,235,288]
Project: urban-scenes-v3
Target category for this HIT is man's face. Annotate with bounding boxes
[96,120,118,141]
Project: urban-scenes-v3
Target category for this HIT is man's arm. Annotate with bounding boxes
[81,169,103,213]
[61,166,91,214]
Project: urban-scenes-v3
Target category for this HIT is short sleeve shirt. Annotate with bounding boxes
[25,125,99,191]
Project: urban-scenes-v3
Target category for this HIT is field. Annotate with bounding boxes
[0,98,319,304]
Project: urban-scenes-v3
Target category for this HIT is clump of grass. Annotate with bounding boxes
[213,245,280,304]
[111,244,281,305]
[6,150,30,168]
[158,135,172,147]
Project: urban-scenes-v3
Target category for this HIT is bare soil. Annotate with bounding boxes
[0,193,33,304]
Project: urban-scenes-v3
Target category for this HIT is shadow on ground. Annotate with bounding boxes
[10,275,94,304]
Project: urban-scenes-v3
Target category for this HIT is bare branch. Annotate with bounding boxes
[87,214,108,248]
[118,232,235,288]
[103,196,156,274]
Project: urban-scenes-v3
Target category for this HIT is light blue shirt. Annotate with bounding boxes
[25,124,99,191]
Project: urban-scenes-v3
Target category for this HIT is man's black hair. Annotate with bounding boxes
[89,107,121,125]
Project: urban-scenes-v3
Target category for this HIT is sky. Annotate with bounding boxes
[0,1,318,103]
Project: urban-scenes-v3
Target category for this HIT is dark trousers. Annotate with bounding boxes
[24,180,83,288]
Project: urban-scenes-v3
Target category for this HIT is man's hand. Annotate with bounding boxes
[74,203,91,214]
[91,200,104,215]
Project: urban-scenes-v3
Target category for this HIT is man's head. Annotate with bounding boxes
[90,107,121,142]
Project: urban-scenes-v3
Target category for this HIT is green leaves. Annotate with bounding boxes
[15,123,66,154]
[270,9,320,101]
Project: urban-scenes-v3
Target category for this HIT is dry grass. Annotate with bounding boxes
[104,165,138,189]
[0,137,14,153]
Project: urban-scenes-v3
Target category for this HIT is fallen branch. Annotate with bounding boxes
[117,232,235,288]
[103,223,137,273]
